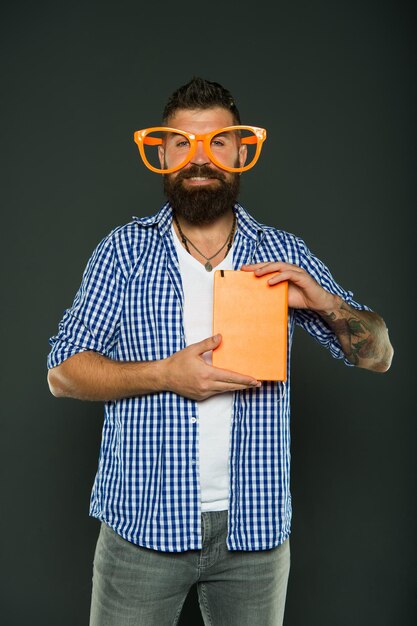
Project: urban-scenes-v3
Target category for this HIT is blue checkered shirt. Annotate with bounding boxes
[47,203,368,552]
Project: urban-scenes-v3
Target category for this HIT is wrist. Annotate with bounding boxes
[315,293,343,317]
[157,356,172,393]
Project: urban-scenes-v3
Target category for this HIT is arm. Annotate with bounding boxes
[47,334,261,402]
[314,295,393,372]
[242,262,393,373]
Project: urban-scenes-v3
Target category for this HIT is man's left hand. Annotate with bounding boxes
[241,262,337,314]
[241,262,394,372]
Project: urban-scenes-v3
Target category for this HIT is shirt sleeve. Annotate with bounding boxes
[47,232,126,369]
[294,237,371,366]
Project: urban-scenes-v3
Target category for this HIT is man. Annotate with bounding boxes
[47,77,393,626]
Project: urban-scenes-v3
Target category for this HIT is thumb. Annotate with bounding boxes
[192,334,222,354]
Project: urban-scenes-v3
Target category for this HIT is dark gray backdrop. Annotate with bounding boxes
[1,1,415,624]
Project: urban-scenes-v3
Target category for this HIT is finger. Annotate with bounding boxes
[241,262,271,271]
[266,269,305,285]
[190,334,222,355]
[242,262,290,271]
[211,380,262,393]
[211,366,261,387]
[253,262,303,276]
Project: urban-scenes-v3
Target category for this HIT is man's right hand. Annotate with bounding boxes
[163,334,261,401]
[47,335,261,402]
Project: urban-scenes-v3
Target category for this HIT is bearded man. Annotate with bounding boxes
[47,77,393,626]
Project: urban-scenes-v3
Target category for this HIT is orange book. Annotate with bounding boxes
[212,270,288,381]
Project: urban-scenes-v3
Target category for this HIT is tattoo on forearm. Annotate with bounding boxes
[321,301,390,369]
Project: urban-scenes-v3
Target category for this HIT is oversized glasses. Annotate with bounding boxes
[133,126,267,174]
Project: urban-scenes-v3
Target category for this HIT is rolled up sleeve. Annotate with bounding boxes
[294,238,371,366]
[47,233,126,369]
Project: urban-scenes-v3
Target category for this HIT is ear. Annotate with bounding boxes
[158,145,165,169]
[239,144,247,168]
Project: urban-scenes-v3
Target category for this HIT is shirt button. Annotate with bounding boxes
[191,417,197,423]
[191,459,196,465]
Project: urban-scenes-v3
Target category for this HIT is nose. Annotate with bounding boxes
[190,139,211,165]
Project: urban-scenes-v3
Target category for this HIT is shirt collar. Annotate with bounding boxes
[132,202,172,236]
[132,202,265,241]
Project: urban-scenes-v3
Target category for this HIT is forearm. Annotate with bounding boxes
[47,336,261,403]
[316,295,394,372]
[47,351,168,401]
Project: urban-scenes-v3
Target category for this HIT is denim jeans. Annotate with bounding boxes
[89,511,290,626]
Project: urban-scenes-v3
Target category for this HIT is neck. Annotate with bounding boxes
[172,209,237,270]
[173,209,235,243]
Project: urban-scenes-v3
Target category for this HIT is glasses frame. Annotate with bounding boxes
[133,125,267,174]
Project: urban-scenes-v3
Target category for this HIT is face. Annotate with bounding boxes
[160,108,247,225]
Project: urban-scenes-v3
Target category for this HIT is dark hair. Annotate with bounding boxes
[162,76,241,124]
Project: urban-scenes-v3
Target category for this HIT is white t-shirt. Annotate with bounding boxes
[172,226,233,512]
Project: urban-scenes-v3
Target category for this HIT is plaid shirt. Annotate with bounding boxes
[47,203,367,552]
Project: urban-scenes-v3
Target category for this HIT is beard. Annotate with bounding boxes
[163,164,241,226]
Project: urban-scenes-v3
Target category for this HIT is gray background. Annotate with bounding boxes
[1,1,415,624]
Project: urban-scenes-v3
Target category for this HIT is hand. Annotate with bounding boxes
[241,262,339,313]
[163,334,261,401]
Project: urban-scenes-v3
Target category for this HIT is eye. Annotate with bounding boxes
[211,137,226,147]
[166,133,190,149]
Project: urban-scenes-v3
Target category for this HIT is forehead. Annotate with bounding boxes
[166,107,236,134]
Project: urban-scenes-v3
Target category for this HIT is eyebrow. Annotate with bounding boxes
[211,129,237,140]
[165,131,188,141]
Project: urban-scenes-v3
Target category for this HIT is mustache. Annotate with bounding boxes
[175,165,227,182]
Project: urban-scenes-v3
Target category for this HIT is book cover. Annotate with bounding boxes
[212,270,288,381]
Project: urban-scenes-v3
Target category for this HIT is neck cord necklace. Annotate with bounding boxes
[173,212,237,272]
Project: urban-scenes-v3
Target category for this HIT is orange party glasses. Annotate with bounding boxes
[133,126,267,174]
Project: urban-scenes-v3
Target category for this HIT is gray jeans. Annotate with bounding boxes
[89,511,290,626]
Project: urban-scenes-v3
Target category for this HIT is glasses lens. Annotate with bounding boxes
[142,129,191,173]
[208,127,260,171]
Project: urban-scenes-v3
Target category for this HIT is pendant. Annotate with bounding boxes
[204,261,213,272]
